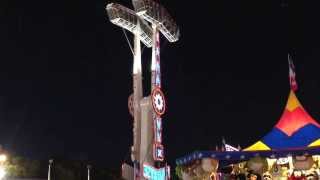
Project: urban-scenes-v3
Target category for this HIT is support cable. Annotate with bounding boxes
[122,28,135,56]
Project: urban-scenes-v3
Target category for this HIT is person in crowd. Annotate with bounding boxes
[289,170,306,180]
[247,172,261,180]
[236,173,246,180]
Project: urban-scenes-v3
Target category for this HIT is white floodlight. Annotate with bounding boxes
[106,3,153,47]
[132,0,180,42]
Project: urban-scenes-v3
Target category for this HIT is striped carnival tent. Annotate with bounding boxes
[244,90,320,151]
[176,90,320,166]
[176,57,320,167]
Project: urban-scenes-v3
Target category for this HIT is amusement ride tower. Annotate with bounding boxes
[106,0,179,179]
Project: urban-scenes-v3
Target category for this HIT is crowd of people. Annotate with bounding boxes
[213,156,320,180]
[178,155,320,180]
[216,169,319,180]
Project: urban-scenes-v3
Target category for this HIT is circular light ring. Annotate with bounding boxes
[151,87,166,116]
[128,94,134,117]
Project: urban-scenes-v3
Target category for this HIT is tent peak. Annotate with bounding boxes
[275,90,320,136]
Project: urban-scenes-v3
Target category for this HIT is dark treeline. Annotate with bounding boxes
[5,155,123,180]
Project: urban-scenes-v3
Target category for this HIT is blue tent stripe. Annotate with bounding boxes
[262,124,320,149]
[176,91,320,166]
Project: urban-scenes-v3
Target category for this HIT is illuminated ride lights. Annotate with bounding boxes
[106,0,179,179]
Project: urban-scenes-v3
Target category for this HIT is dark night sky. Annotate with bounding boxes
[0,0,320,167]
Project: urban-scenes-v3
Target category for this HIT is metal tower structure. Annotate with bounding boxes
[106,1,179,179]
[106,3,151,167]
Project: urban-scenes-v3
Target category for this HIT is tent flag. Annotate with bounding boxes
[225,144,239,152]
[288,54,298,91]
[222,137,239,151]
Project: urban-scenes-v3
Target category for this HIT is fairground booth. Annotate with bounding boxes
[175,58,320,180]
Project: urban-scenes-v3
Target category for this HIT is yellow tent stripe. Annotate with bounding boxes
[243,141,271,151]
[286,90,302,112]
[308,139,320,147]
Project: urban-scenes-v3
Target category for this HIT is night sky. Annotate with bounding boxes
[0,0,320,168]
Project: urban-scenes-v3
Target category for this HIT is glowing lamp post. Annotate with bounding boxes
[0,154,6,180]
[87,165,92,180]
[0,167,5,180]
[48,159,53,180]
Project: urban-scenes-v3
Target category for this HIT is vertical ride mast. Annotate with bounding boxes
[106,0,179,179]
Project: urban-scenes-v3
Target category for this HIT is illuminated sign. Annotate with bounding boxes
[154,144,164,161]
[155,31,161,87]
[151,31,165,162]
[143,164,166,180]
[154,117,162,143]
[151,87,166,116]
